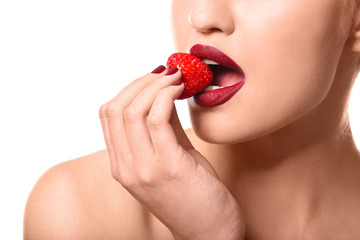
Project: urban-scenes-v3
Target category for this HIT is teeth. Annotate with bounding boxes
[202,59,220,65]
[203,85,224,91]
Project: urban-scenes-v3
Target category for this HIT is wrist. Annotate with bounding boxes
[171,206,245,240]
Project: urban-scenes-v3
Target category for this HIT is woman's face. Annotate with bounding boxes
[171,0,355,144]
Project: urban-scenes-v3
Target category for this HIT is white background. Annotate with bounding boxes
[1,0,360,239]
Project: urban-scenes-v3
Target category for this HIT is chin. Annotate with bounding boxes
[190,118,266,145]
[192,127,243,145]
[189,105,309,146]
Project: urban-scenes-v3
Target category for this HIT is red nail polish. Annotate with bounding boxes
[151,65,166,74]
[166,67,179,75]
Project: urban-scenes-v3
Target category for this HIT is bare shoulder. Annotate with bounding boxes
[24,150,172,240]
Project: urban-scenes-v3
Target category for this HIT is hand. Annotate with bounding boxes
[99,66,245,240]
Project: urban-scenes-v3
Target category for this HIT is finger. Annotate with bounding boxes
[170,107,217,177]
[104,67,167,165]
[110,65,167,105]
[169,107,194,150]
[147,84,188,159]
[99,104,118,177]
[124,68,183,161]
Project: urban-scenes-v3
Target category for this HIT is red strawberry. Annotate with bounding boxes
[167,53,213,99]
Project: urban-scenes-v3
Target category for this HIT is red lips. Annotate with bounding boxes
[189,44,245,107]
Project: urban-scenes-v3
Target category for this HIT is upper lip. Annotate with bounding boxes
[189,44,244,75]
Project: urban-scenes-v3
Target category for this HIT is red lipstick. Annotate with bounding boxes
[189,44,245,107]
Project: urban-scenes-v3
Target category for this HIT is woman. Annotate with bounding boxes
[24,0,360,239]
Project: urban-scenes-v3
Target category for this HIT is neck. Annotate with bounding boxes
[207,105,359,191]
[188,49,360,238]
[193,112,360,238]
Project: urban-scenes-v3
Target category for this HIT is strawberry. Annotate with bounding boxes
[167,53,213,99]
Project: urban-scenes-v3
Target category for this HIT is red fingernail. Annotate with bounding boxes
[151,65,166,74]
[166,67,179,75]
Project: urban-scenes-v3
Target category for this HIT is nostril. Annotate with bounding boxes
[203,27,224,35]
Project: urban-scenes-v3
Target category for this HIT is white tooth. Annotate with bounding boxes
[203,85,223,91]
[202,59,220,65]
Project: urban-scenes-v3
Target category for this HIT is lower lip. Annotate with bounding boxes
[193,80,245,107]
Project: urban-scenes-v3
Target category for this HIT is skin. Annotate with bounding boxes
[24,0,360,239]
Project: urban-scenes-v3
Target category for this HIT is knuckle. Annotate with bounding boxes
[137,162,182,187]
[158,88,173,99]
[164,163,182,182]
[164,150,188,180]
[169,165,182,180]
[137,169,158,187]
[104,102,123,118]
[99,104,107,119]
[112,169,138,188]
[124,107,140,122]
[147,114,165,130]
[110,168,121,182]
[120,177,138,190]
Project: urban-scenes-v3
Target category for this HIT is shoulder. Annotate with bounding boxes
[24,150,171,239]
[23,150,114,239]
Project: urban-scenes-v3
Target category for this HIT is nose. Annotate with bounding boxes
[188,0,235,35]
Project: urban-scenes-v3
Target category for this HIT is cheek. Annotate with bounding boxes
[189,0,346,144]
[244,0,344,86]
[246,0,344,112]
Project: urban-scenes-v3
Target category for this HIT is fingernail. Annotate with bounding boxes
[172,79,183,86]
[166,67,179,75]
[151,65,166,74]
